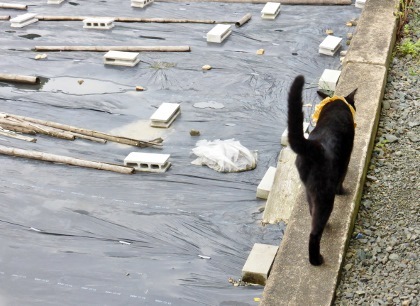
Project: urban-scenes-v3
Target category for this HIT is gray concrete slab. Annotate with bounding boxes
[262,147,301,225]
[344,0,398,67]
[261,62,388,306]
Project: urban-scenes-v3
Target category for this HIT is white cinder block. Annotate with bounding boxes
[355,0,366,8]
[242,243,279,285]
[124,152,171,173]
[103,51,140,67]
[256,166,277,199]
[10,13,38,28]
[207,24,232,43]
[281,122,310,146]
[318,69,341,91]
[48,0,65,4]
[83,17,115,30]
[150,103,181,128]
[319,35,342,56]
[261,2,281,20]
[131,0,154,8]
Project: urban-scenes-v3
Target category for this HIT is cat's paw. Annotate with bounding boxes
[309,254,324,266]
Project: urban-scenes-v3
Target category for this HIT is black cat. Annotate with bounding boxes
[287,75,357,266]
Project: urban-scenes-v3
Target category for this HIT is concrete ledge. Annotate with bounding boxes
[261,62,388,306]
[343,0,398,67]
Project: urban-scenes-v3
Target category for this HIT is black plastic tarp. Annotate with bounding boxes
[0,1,359,305]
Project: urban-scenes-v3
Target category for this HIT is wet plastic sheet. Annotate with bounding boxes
[0,1,359,305]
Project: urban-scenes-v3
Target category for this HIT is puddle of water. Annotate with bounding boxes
[41,77,131,95]
[193,102,225,109]
[110,119,170,142]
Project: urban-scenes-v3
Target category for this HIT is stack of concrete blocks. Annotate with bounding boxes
[242,243,279,285]
[256,167,277,199]
[318,69,342,92]
[10,13,38,28]
[103,51,140,67]
[207,24,232,43]
[281,122,310,146]
[124,152,171,173]
[131,0,154,8]
[150,103,181,128]
[319,35,342,56]
[261,2,281,20]
[83,17,115,30]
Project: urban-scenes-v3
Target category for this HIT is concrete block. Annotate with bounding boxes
[256,166,277,199]
[131,0,154,8]
[343,0,398,67]
[242,243,279,286]
[103,51,140,67]
[355,0,366,8]
[48,0,64,4]
[150,103,181,128]
[318,69,341,91]
[10,13,38,28]
[281,122,309,146]
[83,17,115,30]
[261,2,281,20]
[124,152,171,173]
[207,24,232,43]
[319,35,342,56]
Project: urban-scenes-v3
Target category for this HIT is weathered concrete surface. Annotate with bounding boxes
[261,0,398,302]
[262,147,301,224]
[343,0,398,67]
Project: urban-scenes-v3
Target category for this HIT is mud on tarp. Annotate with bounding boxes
[0,1,359,305]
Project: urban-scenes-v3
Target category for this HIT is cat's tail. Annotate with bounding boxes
[287,75,322,159]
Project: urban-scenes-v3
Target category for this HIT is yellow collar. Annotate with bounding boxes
[312,95,356,128]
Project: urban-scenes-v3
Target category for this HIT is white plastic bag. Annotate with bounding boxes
[191,139,257,172]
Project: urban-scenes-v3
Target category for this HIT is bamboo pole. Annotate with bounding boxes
[0,15,10,20]
[71,132,107,144]
[0,129,36,142]
[1,113,162,148]
[0,73,39,84]
[0,123,36,134]
[0,145,134,174]
[34,45,191,52]
[0,116,75,140]
[37,15,242,25]
[0,3,27,10]
[235,13,251,27]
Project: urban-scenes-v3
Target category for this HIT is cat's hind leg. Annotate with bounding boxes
[308,194,334,266]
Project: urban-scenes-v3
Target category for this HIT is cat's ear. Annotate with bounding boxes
[316,90,331,99]
[345,88,357,104]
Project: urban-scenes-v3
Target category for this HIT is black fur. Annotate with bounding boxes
[287,75,357,266]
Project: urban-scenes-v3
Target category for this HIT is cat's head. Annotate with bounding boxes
[317,89,357,111]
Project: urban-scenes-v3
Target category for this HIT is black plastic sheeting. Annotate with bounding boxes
[0,1,359,305]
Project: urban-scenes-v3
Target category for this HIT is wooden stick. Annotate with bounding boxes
[155,0,350,3]
[0,128,36,142]
[235,13,251,27]
[0,145,134,174]
[0,3,27,10]
[0,123,36,134]
[34,45,191,52]
[0,73,39,84]
[1,113,161,148]
[0,15,10,20]
[0,116,75,140]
